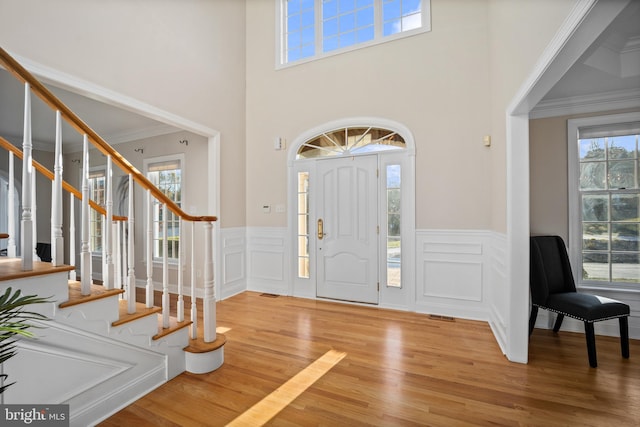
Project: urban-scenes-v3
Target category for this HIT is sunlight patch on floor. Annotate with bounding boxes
[226,349,347,427]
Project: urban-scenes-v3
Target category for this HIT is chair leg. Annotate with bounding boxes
[529,306,538,336]
[620,316,629,359]
[553,313,564,333]
[584,322,597,368]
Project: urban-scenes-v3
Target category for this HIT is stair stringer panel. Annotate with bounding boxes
[2,320,167,427]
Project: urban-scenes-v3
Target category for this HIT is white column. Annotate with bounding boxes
[162,204,170,329]
[7,151,16,258]
[51,111,64,266]
[203,221,216,342]
[20,83,33,271]
[190,221,197,339]
[104,156,114,289]
[127,174,136,314]
[69,193,76,280]
[177,218,184,322]
[80,135,91,294]
[146,190,154,308]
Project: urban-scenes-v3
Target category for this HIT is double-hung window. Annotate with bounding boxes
[88,168,106,254]
[568,113,640,290]
[145,156,183,262]
[280,0,431,65]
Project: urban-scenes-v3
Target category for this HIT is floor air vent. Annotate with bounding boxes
[260,293,279,298]
[429,314,455,322]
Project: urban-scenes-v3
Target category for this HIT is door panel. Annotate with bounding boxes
[316,156,378,304]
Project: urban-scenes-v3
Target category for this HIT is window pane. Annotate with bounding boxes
[324,0,338,18]
[148,160,182,260]
[582,194,608,221]
[611,194,639,222]
[580,138,605,160]
[402,13,421,31]
[612,223,639,252]
[383,19,400,36]
[386,164,401,288]
[612,253,640,283]
[298,171,310,278]
[403,0,421,14]
[383,0,401,20]
[580,162,606,190]
[608,135,636,159]
[583,223,609,250]
[582,252,609,281]
[324,17,338,37]
[608,160,636,189]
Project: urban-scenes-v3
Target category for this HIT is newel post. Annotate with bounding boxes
[203,221,216,342]
[80,135,91,294]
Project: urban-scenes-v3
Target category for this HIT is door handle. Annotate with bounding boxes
[317,218,325,240]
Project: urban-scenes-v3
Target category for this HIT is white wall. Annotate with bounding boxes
[0,0,246,228]
[246,0,494,230]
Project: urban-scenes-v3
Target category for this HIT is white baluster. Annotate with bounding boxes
[177,218,184,323]
[104,156,114,289]
[32,171,38,261]
[7,151,16,258]
[127,174,136,314]
[21,83,33,270]
[203,221,216,342]
[162,203,170,329]
[51,111,64,266]
[69,193,76,280]
[190,221,197,339]
[115,220,122,290]
[146,190,154,308]
[80,135,91,294]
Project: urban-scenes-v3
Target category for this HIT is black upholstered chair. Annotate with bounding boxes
[529,235,630,367]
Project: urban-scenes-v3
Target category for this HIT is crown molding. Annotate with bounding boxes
[530,87,640,119]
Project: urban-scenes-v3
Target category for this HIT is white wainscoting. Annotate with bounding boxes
[487,232,508,356]
[219,227,247,300]
[246,227,289,296]
[416,230,498,322]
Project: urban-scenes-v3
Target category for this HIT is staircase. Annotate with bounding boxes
[0,46,225,426]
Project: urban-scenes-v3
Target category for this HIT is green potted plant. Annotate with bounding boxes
[0,287,50,395]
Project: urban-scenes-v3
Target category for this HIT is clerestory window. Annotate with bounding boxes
[279,0,431,66]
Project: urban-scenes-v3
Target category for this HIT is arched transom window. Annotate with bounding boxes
[296,126,406,159]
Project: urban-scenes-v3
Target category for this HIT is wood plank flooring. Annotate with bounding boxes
[99,291,640,426]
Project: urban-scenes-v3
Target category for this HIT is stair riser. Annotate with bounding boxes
[0,272,70,317]
[56,296,122,336]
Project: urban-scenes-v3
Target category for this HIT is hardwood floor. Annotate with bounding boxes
[100,291,640,426]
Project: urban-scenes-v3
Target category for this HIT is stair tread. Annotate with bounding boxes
[184,333,226,354]
[0,258,75,282]
[113,300,162,327]
[59,281,124,308]
[153,316,192,340]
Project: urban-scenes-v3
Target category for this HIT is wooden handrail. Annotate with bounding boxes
[0,136,127,221]
[0,47,217,223]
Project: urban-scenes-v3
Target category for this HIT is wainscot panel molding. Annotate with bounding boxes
[415,230,494,322]
[219,227,247,300]
[246,227,289,296]
[487,232,508,356]
[4,320,166,426]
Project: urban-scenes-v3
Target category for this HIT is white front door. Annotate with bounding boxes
[316,155,379,304]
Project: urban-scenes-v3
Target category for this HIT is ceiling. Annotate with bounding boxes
[1,2,639,152]
[0,69,179,152]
